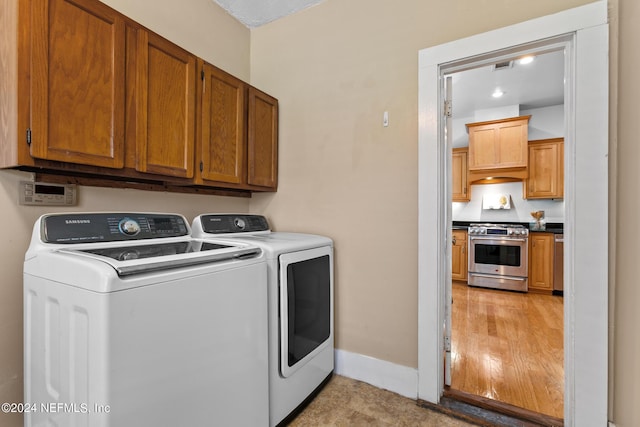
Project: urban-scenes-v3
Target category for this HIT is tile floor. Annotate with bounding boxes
[288,375,477,426]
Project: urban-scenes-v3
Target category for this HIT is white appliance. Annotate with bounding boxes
[24,212,269,427]
[191,214,334,427]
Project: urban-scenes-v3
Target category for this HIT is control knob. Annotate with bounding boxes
[234,217,246,230]
[119,218,140,236]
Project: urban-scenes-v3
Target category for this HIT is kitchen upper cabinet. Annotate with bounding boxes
[30,0,126,168]
[198,63,246,184]
[529,232,554,294]
[133,29,196,178]
[451,229,468,282]
[248,87,278,190]
[466,116,530,181]
[452,148,469,202]
[525,138,564,199]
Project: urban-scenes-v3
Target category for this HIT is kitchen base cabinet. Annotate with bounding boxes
[452,229,468,282]
[528,232,554,294]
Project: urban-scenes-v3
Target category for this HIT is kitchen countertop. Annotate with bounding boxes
[452,221,563,234]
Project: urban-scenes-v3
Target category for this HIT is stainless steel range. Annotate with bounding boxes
[467,223,529,292]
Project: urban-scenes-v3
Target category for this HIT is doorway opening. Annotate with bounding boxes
[444,46,567,423]
[417,3,608,426]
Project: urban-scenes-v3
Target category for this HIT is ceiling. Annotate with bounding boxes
[211,1,565,118]
[450,49,565,118]
[212,0,325,28]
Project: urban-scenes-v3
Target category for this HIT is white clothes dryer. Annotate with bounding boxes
[191,214,334,427]
[24,212,269,427]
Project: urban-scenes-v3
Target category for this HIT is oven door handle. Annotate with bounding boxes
[468,272,527,281]
[469,237,527,242]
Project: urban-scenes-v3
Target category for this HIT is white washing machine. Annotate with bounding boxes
[191,214,334,427]
[24,212,269,427]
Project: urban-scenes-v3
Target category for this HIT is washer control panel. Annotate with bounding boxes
[41,213,189,243]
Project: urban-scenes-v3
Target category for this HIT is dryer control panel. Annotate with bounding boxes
[41,213,190,243]
[198,214,269,234]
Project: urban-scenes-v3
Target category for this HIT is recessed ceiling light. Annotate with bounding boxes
[492,89,505,98]
[519,56,535,65]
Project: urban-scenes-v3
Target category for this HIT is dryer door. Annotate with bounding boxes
[278,245,333,378]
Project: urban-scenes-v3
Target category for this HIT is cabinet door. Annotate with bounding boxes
[496,121,528,167]
[134,30,196,178]
[247,87,278,189]
[467,116,529,170]
[452,148,469,202]
[30,0,125,168]
[199,63,246,184]
[451,230,468,281]
[529,233,554,293]
[526,139,564,199]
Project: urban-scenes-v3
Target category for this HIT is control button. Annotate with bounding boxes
[119,218,140,236]
[234,218,246,230]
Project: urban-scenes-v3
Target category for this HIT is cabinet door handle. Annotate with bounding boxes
[452,236,457,245]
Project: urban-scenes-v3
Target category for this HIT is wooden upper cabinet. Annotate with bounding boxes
[248,87,278,189]
[452,148,469,202]
[466,116,530,172]
[134,30,196,178]
[198,63,246,184]
[525,138,564,199]
[30,0,125,168]
[2,0,277,195]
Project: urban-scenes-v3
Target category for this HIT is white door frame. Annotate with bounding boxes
[417,2,609,426]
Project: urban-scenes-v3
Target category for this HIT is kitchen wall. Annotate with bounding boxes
[453,104,565,223]
[0,2,250,426]
[453,182,564,223]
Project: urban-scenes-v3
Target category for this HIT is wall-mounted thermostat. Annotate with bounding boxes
[19,181,77,206]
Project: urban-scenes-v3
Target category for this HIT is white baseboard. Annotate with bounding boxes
[334,348,418,399]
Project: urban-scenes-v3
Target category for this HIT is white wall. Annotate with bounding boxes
[453,181,564,223]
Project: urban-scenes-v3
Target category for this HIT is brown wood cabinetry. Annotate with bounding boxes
[30,0,126,168]
[1,0,277,196]
[452,148,469,202]
[197,64,278,190]
[198,63,247,185]
[525,138,564,199]
[466,116,530,182]
[248,87,279,190]
[451,229,468,282]
[133,30,196,178]
[528,232,554,294]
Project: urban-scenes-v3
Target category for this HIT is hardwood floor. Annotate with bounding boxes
[450,282,564,419]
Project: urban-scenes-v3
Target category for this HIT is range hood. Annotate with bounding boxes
[466,115,530,184]
[468,168,528,184]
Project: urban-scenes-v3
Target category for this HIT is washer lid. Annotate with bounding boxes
[57,239,261,276]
